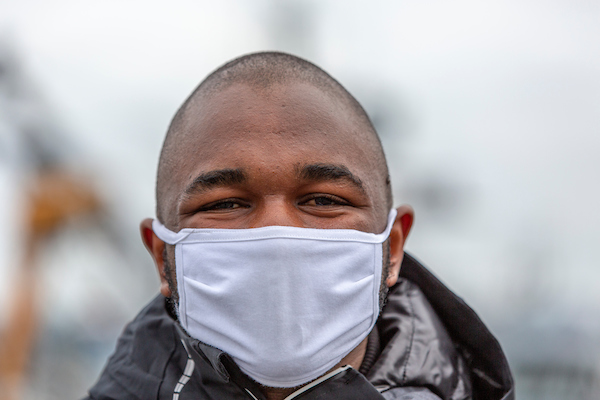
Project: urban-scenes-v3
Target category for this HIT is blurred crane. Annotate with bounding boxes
[0,39,148,400]
[0,170,103,400]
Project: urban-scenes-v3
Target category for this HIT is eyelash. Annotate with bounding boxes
[301,194,350,207]
[198,199,249,212]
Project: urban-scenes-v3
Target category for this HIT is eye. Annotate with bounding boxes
[301,194,350,207]
[198,199,248,212]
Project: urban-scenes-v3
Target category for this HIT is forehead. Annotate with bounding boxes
[180,82,374,161]
[166,82,387,210]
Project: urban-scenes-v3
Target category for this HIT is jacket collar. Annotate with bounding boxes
[174,322,230,382]
[174,322,273,399]
[396,253,514,400]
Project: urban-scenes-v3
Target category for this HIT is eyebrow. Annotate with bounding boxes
[298,163,366,194]
[182,168,246,196]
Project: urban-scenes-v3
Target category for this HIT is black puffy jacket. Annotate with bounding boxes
[85,254,514,400]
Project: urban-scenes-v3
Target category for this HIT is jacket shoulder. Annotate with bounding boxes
[85,295,179,400]
[398,254,514,400]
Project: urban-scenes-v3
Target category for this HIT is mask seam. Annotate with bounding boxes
[176,244,188,329]
[373,243,381,327]
[174,236,388,244]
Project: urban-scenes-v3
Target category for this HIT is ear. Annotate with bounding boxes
[140,218,172,297]
[385,205,414,288]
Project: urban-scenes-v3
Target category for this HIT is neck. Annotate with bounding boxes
[259,336,369,400]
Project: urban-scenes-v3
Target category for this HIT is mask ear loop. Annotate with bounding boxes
[374,209,398,243]
[152,219,190,244]
[371,209,397,325]
[151,219,190,326]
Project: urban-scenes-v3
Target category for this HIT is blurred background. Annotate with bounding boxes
[0,0,598,398]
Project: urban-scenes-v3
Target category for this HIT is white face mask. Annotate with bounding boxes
[152,210,397,388]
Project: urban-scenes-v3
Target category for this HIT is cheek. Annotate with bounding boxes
[364,183,392,226]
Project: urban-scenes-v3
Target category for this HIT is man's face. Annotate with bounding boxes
[141,79,412,382]
[166,81,390,235]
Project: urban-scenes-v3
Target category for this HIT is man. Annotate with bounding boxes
[86,52,514,400]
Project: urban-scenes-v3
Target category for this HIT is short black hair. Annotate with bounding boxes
[157,51,391,223]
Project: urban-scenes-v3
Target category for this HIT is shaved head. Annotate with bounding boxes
[156,51,391,226]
